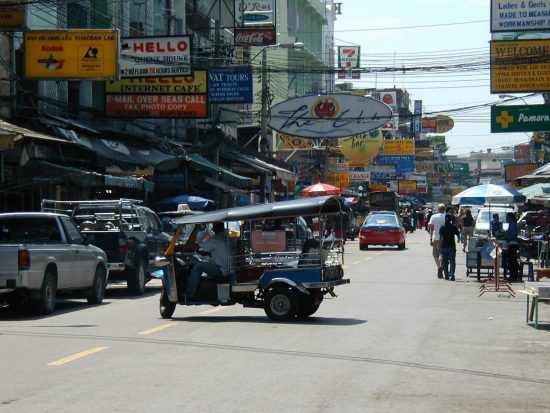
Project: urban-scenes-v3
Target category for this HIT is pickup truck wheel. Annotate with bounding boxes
[127,260,146,295]
[159,290,176,319]
[263,288,300,321]
[35,272,56,315]
[87,266,106,304]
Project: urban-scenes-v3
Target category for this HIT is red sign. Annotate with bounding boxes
[234,28,276,46]
[105,94,207,118]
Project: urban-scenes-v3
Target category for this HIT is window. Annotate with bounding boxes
[61,217,85,245]
[0,217,62,243]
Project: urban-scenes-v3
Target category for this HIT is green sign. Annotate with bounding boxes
[491,104,550,133]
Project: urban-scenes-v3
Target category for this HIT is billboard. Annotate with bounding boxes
[105,72,208,118]
[398,180,417,195]
[0,0,26,30]
[383,139,415,155]
[268,94,393,139]
[119,36,191,77]
[491,0,550,32]
[235,0,275,27]
[24,30,118,80]
[338,129,383,162]
[208,67,253,103]
[491,104,550,132]
[491,39,550,93]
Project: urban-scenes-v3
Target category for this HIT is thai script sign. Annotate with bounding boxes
[491,39,550,92]
[491,0,550,32]
[491,104,550,132]
[208,67,253,103]
[105,72,208,118]
[383,139,415,155]
[119,36,191,77]
[24,29,118,79]
[268,94,393,139]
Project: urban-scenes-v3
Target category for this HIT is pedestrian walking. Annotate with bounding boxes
[429,204,447,279]
[417,209,425,230]
[460,208,475,252]
[439,213,460,281]
[503,212,520,282]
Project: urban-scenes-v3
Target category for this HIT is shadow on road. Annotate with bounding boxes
[173,315,367,326]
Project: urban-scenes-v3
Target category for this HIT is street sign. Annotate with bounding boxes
[491,104,550,133]
[491,0,550,32]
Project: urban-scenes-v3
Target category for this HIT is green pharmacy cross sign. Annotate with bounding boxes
[491,104,550,133]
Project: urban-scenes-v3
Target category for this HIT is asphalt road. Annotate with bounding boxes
[1,230,550,412]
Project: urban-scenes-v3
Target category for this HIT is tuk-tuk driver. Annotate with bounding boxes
[185,221,236,298]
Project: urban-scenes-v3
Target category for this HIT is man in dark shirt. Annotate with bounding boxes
[439,213,460,281]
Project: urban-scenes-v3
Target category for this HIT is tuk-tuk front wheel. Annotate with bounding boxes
[263,288,300,321]
[159,290,176,319]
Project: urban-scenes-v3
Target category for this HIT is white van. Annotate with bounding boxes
[473,206,515,237]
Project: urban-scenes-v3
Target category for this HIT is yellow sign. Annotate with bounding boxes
[0,0,26,29]
[491,39,550,93]
[398,180,417,195]
[383,139,415,155]
[276,133,315,150]
[106,72,207,94]
[370,184,387,192]
[325,172,349,189]
[24,30,119,80]
[339,129,383,162]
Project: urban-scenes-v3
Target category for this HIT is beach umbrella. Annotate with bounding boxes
[451,184,526,205]
[300,182,341,197]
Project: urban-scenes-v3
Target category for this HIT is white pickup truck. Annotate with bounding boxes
[0,212,108,314]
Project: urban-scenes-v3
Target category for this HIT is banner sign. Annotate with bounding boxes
[119,36,191,77]
[276,133,315,149]
[491,39,550,93]
[236,0,275,27]
[105,72,208,118]
[383,139,415,155]
[0,0,26,30]
[268,94,392,139]
[398,180,417,195]
[491,0,550,32]
[234,27,276,45]
[338,46,360,69]
[491,104,550,132]
[208,67,253,103]
[24,29,118,80]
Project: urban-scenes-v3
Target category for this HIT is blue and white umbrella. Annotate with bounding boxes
[451,184,526,205]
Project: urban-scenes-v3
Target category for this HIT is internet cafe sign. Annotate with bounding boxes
[268,94,393,139]
[491,0,550,32]
[120,36,191,78]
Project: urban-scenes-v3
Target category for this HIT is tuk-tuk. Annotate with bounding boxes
[153,196,350,321]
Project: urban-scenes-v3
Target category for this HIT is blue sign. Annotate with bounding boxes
[208,67,253,104]
[377,155,414,165]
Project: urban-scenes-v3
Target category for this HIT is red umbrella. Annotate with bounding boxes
[300,182,341,197]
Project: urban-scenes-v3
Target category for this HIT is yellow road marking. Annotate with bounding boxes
[48,347,108,366]
[199,306,227,315]
[352,260,361,265]
[138,322,177,335]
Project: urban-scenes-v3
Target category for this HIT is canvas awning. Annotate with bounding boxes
[223,150,296,182]
[185,153,253,187]
[204,176,250,194]
[0,118,70,145]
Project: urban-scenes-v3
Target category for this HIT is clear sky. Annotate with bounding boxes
[333,0,541,156]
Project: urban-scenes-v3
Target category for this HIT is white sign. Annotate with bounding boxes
[268,94,393,139]
[338,46,360,69]
[120,36,191,77]
[327,162,349,172]
[349,171,371,182]
[235,0,275,27]
[381,115,399,131]
[491,0,550,32]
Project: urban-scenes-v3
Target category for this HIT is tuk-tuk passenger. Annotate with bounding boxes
[185,221,236,298]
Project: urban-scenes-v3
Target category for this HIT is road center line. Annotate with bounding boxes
[199,306,227,315]
[48,347,108,366]
[138,323,177,335]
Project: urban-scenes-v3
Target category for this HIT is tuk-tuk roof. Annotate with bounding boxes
[172,196,343,225]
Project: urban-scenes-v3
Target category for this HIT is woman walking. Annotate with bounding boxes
[460,208,475,252]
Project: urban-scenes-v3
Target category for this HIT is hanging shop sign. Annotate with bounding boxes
[383,139,415,155]
[275,133,315,150]
[234,28,276,46]
[491,104,550,132]
[268,94,393,139]
[421,115,454,133]
[491,39,550,93]
[349,171,371,183]
[338,46,360,69]
[398,180,417,195]
[381,115,399,131]
[105,72,208,118]
[24,29,119,80]
[235,0,275,27]
[0,0,26,30]
[339,129,383,162]
[119,36,191,78]
[208,67,253,103]
[491,0,550,32]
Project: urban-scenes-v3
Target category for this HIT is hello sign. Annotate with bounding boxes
[267,94,393,139]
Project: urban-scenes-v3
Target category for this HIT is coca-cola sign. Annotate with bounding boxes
[234,28,276,46]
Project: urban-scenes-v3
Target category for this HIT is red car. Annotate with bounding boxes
[359,211,406,250]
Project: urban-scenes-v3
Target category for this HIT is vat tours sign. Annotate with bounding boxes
[490,0,550,32]
[491,104,550,132]
[208,67,253,103]
[119,36,191,77]
[268,94,393,139]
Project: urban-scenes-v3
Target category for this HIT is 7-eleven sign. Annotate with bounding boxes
[338,46,360,69]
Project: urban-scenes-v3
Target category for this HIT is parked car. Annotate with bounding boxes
[359,211,406,250]
[0,212,108,314]
[473,206,515,238]
[42,199,171,295]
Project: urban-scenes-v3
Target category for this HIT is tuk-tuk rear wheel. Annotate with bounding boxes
[264,288,299,321]
[160,291,176,319]
[298,292,323,319]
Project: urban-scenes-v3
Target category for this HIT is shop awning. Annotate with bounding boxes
[204,177,250,194]
[0,118,69,144]
[186,153,253,187]
[223,150,296,182]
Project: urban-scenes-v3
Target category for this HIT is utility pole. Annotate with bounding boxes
[260,47,269,155]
